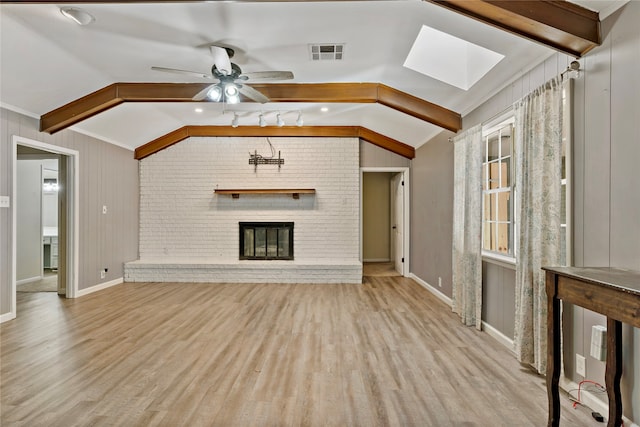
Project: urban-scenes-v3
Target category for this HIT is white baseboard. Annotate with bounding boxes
[559,376,638,427]
[17,276,43,286]
[481,321,515,354]
[75,277,123,297]
[0,311,16,323]
[363,258,391,263]
[408,273,452,307]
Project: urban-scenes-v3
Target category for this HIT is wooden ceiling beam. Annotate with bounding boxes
[40,82,461,134]
[426,0,600,58]
[134,125,415,160]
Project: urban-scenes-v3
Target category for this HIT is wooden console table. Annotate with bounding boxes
[543,266,640,427]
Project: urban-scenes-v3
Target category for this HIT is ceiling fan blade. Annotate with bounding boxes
[210,46,232,76]
[151,66,212,79]
[238,85,270,104]
[242,71,294,81]
[192,84,216,101]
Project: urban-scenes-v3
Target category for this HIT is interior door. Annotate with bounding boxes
[391,173,404,275]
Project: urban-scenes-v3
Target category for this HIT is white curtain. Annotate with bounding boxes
[452,124,483,330]
[513,76,564,373]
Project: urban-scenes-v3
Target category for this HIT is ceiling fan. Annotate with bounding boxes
[151,45,294,104]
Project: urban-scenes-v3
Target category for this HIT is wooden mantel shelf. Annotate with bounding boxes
[214,189,316,199]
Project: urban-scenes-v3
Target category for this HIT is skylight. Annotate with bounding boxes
[404,25,505,91]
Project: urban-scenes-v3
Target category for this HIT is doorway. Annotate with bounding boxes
[8,136,79,321]
[16,154,60,293]
[360,167,409,277]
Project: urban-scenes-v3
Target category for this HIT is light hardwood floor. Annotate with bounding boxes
[1,277,598,426]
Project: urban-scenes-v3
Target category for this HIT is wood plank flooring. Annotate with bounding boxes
[1,277,598,426]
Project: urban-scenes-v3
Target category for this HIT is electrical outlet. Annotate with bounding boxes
[438,277,442,288]
[0,196,10,208]
[100,269,106,279]
[576,354,586,377]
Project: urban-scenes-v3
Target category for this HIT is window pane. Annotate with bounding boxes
[266,228,278,257]
[489,162,500,189]
[498,191,511,222]
[490,193,498,221]
[490,222,497,252]
[501,157,511,187]
[483,221,492,250]
[487,133,500,160]
[482,164,488,191]
[244,229,254,257]
[255,228,266,257]
[497,223,509,254]
[278,228,290,257]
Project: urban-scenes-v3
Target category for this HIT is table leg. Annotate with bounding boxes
[606,318,623,427]
[546,273,561,427]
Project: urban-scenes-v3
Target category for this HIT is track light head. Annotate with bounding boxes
[276,113,285,127]
[231,113,239,128]
[258,113,267,127]
[296,112,303,127]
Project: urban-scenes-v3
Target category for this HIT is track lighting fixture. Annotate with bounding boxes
[231,113,239,128]
[60,7,95,26]
[296,111,304,127]
[258,113,267,127]
[276,113,285,127]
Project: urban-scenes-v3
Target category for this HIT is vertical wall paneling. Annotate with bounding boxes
[582,33,612,267]
[409,130,454,295]
[609,4,640,269]
[0,107,139,320]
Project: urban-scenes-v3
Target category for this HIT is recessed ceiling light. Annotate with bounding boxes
[194,108,203,113]
[60,7,95,26]
[320,107,329,112]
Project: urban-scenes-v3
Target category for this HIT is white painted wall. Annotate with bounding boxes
[16,160,41,282]
[131,137,361,283]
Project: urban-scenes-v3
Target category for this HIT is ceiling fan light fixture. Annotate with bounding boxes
[207,85,222,102]
[60,7,95,26]
[224,84,239,97]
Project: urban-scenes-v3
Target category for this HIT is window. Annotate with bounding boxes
[482,116,515,259]
[560,82,572,266]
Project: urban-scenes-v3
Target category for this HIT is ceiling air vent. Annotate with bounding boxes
[309,44,345,61]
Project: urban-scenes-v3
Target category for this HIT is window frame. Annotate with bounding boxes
[481,113,516,263]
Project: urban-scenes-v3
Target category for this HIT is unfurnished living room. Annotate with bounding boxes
[1,1,638,426]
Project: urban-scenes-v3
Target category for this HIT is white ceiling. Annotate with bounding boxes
[0,1,625,152]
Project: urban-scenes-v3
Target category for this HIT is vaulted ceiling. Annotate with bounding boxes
[0,0,625,158]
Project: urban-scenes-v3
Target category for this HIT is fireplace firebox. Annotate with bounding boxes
[239,222,294,260]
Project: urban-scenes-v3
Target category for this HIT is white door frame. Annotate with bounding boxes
[360,167,410,276]
[7,136,79,321]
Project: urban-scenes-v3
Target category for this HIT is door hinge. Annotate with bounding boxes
[401,181,404,186]
[402,257,404,263]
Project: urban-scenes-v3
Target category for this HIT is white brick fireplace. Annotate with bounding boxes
[125,136,362,283]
